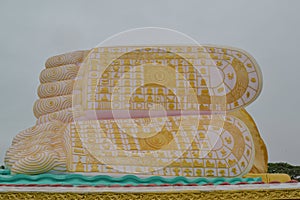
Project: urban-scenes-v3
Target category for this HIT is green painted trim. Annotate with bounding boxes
[0,173,261,186]
[0,169,10,175]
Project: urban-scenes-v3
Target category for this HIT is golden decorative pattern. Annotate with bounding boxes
[6,130,64,163]
[39,64,79,83]
[0,189,300,200]
[66,113,255,177]
[45,50,87,68]
[233,108,268,173]
[11,151,65,174]
[7,130,67,174]
[38,80,74,98]
[5,45,267,176]
[36,108,73,124]
[5,145,50,167]
[74,46,262,114]
[11,121,64,145]
[33,95,72,118]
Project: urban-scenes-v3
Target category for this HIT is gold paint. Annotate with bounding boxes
[244,173,291,183]
[1,190,300,200]
[6,45,267,177]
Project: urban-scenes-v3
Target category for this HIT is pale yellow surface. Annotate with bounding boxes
[5,45,267,177]
[244,173,291,183]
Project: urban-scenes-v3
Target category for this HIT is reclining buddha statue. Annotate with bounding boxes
[5,45,268,178]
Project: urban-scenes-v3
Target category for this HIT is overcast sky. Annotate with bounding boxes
[0,0,300,165]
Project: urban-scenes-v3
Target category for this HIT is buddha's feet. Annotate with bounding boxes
[6,110,261,177]
[5,45,267,176]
